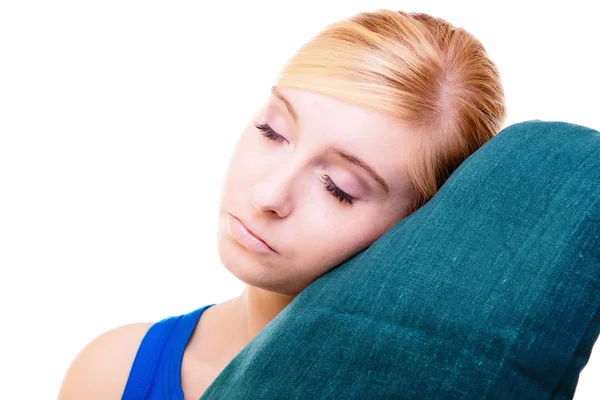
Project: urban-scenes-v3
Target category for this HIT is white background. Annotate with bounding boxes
[1,1,598,398]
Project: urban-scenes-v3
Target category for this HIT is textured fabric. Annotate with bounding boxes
[122,304,215,400]
[201,120,600,399]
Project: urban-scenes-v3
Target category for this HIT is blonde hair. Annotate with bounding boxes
[275,9,507,214]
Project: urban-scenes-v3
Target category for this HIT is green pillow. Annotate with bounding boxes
[201,120,600,399]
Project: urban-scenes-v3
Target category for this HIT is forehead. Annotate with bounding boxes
[272,87,399,134]
[269,87,419,190]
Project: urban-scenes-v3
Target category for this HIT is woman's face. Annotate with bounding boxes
[217,87,420,296]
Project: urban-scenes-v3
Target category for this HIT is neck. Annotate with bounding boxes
[233,284,294,346]
[189,285,295,367]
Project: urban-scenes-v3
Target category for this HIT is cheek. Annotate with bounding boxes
[299,219,377,269]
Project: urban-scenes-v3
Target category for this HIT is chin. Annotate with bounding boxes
[217,238,305,296]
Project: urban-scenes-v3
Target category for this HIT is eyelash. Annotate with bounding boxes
[255,122,286,143]
[254,122,355,207]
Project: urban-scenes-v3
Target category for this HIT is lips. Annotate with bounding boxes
[228,212,277,253]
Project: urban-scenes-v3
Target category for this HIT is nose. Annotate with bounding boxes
[251,164,297,218]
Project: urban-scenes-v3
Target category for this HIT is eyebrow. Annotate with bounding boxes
[271,86,390,194]
[327,146,390,194]
[271,86,299,124]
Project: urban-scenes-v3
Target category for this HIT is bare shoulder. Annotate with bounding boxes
[57,321,154,400]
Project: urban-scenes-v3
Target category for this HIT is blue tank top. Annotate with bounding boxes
[121,304,216,399]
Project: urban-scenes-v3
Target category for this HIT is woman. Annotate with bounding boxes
[58,9,506,399]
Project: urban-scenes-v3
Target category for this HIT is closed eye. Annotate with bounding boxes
[254,122,355,207]
[320,174,355,206]
[254,122,287,143]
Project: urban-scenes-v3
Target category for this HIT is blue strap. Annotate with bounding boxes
[122,304,216,399]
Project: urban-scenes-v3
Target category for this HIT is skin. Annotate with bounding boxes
[57,86,422,399]
[217,86,418,298]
